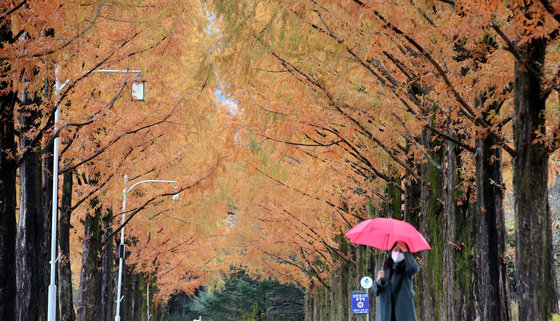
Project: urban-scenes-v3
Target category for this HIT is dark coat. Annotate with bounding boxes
[372,252,420,321]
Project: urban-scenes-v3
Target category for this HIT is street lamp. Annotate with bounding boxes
[47,67,67,321]
[114,174,179,321]
[48,68,145,321]
[90,69,145,101]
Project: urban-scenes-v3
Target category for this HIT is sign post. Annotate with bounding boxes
[353,276,373,321]
[360,276,373,290]
[352,290,369,317]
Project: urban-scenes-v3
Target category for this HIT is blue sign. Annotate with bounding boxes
[351,290,369,315]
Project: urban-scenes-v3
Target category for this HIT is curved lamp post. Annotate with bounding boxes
[114,174,178,321]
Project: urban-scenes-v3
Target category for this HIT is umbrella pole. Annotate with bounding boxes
[382,212,394,265]
[381,233,389,266]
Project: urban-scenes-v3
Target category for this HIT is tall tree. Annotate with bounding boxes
[16,85,46,321]
[100,209,115,321]
[58,170,75,321]
[512,2,558,320]
[76,196,102,321]
[202,2,516,321]
[0,18,16,321]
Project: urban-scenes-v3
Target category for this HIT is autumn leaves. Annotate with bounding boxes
[1,1,560,321]
[207,1,560,321]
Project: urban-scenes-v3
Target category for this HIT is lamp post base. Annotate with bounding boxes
[47,284,57,321]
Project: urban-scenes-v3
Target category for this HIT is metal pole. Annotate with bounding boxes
[114,175,128,321]
[94,69,141,74]
[46,89,60,321]
[47,67,68,321]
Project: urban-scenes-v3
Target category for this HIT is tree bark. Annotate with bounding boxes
[475,133,510,321]
[123,267,135,321]
[76,198,102,321]
[443,135,477,321]
[16,89,46,321]
[58,170,75,321]
[131,273,139,321]
[155,304,164,321]
[100,209,115,321]
[0,22,16,321]
[513,31,558,321]
[418,128,444,321]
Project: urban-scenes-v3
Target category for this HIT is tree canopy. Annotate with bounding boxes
[1,1,560,321]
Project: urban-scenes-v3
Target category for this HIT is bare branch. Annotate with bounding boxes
[60,96,184,173]
[1,0,26,19]
[240,123,342,147]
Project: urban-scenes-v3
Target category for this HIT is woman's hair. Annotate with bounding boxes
[383,241,408,272]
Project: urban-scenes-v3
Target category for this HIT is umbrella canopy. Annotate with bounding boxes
[344,218,431,253]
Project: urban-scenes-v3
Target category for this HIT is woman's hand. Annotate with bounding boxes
[395,241,409,252]
[376,270,385,284]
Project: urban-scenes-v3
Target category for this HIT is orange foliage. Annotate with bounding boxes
[5,0,560,304]
[201,0,560,291]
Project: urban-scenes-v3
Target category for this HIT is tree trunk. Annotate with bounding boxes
[304,283,313,321]
[121,265,131,321]
[137,274,147,321]
[0,22,16,321]
[132,273,141,321]
[100,209,115,321]
[413,124,478,321]
[418,128,444,321]
[513,32,558,321]
[123,267,137,321]
[76,198,102,321]
[475,133,510,321]
[443,136,476,321]
[16,89,46,321]
[155,304,164,321]
[58,170,75,321]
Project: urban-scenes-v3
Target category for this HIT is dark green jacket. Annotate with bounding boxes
[372,252,420,321]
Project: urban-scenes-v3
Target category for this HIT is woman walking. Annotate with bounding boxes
[372,240,420,321]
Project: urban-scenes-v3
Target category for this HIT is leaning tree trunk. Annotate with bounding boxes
[513,33,558,321]
[58,170,75,321]
[76,198,103,321]
[0,24,16,320]
[16,89,46,321]
[475,131,510,321]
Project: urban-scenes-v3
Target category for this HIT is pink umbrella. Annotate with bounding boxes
[344,218,431,253]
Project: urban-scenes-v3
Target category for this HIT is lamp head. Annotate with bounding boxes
[131,78,145,101]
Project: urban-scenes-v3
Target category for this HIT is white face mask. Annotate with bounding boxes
[391,251,405,263]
